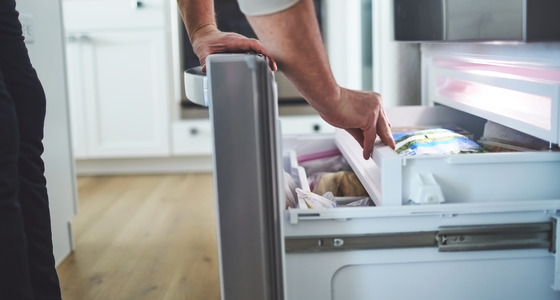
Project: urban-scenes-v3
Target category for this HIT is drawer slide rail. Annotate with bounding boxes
[285,221,554,253]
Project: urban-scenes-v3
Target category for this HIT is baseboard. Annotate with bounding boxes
[75,156,213,175]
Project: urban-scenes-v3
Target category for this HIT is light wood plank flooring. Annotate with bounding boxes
[56,174,221,300]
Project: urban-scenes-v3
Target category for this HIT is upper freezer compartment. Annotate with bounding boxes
[424,44,560,144]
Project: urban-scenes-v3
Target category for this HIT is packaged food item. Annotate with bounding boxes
[296,188,338,209]
[478,121,552,152]
[288,151,371,208]
[298,151,351,176]
[392,127,482,156]
[309,171,368,198]
[283,171,299,209]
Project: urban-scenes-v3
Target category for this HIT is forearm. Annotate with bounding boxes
[177,0,217,43]
[246,0,341,116]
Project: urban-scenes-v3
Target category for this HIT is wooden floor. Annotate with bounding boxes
[56,174,221,300]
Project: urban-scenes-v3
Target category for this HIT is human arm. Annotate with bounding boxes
[176,0,276,72]
[244,0,395,159]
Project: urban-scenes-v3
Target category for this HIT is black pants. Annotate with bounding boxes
[0,0,62,299]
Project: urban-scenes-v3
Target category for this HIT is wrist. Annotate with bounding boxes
[189,23,218,43]
[312,85,343,118]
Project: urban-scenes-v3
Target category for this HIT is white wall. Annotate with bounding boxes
[371,0,420,106]
[324,0,363,90]
[324,0,421,106]
[16,0,76,265]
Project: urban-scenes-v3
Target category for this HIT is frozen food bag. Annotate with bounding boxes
[393,128,482,156]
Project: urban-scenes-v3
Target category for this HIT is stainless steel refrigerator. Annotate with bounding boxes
[185,45,560,299]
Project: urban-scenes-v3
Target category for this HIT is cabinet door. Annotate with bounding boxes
[65,35,89,158]
[66,30,170,158]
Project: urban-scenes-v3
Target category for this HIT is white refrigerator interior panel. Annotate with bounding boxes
[422,43,560,144]
[332,256,554,300]
[287,249,557,300]
[284,208,560,299]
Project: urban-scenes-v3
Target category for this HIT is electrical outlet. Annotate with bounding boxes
[19,13,34,44]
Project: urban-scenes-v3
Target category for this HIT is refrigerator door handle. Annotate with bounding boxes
[183,66,208,107]
[553,216,560,291]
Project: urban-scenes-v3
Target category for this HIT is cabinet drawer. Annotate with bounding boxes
[280,115,335,135]
[172,120,213,156]
[62,0,165,31]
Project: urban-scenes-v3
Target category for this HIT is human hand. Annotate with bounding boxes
[318,88,396,160]
[190,24,277,72]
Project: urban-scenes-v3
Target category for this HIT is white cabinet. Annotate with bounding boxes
[170,115,334,156]
[172,120,214,156]
[63,0,171,159]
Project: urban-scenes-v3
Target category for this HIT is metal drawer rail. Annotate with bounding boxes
[285,221,554,253]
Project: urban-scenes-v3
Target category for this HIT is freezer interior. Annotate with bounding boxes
[278,45,560,300]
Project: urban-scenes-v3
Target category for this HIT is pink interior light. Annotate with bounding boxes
[434,58,560,84]
[437,78,552,130]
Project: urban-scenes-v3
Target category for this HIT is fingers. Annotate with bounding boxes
[200,59,207,73]
[219,35,276,70]
[236,39,278,72]
[346,128,372,160]
[346,127,374,160]
[346,128,364,148]
[377,110,396,150]
[362,127,375,160]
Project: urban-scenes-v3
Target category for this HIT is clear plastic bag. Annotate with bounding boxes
[295,188,337,209]
[283,171,299,209]
[299,153,352,176]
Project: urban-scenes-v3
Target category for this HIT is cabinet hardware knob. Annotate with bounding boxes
[67,35,79,42]
[79,35,91,42]
[131,0,144,9]
[67,34,91,43]
[312,124,321,132]
[190,128,199,135]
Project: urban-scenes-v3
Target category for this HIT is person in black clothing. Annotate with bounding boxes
[0,0,62,299]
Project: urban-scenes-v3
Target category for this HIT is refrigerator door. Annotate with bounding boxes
[206,54,285,300]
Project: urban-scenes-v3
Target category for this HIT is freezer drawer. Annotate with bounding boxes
[332,106,560,207]
[282,124,560,300]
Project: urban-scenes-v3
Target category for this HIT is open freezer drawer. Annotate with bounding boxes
[337,105,560,207]
[282,105,560,300]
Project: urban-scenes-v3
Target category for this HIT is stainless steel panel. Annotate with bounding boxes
[207,54,285,300]
[394,0,560,42]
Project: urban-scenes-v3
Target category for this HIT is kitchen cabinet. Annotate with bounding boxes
[171,116,334,156]
[63,0,171,158]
